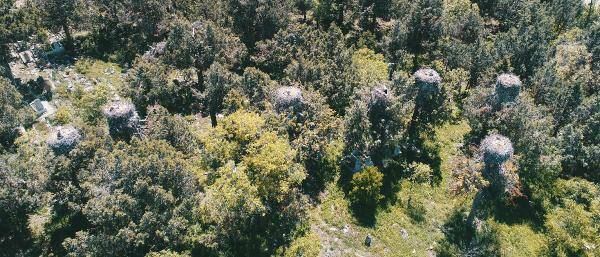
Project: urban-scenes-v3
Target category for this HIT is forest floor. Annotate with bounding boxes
[309,121,547,257]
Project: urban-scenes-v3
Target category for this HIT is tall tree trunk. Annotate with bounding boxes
[62,22,73,51]
[210,111,217,127]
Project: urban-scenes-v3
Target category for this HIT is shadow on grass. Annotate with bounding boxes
[349,202,378,227]
[435,207,502,257]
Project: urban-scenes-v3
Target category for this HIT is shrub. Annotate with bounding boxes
[349,166,384,208]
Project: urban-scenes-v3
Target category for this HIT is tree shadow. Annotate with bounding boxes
[435,206,502,257]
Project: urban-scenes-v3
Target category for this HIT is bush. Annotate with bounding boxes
[349,166,384,209]
[543,200,600,257]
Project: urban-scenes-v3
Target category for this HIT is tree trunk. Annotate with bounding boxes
[196,67,205,93]
[210,111,217,127]
[62,22,73,51]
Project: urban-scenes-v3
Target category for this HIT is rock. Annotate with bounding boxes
[400,228,408,240]
[343,224,351,235]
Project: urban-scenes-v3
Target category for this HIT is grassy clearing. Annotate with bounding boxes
[305,120,547,256]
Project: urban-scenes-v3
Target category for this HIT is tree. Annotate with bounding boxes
[255,23,358,113]
[0,137,51,256]
[314,0,351,29]
[0,78,32,150]
[294,0,313,21]
[351,47,389,87]
[197,110,309,256]
[162,18,246,93]
[36,0,82,49]
[532,37,593,129]
[145,105,200,155]
[203,62,241,127]
[198,162,266,255]
[493,1,555,79]
[62,139,202,257]
[348,166,384,211]
[549,0,586,33]
[544,200,600,257]
[226,0,294,47]
[558,94,599,182]
[243,132,306,203]
[126,57,196,115]
[87,0,173,61]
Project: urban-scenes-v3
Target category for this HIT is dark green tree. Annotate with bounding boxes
[126,57,196,115]
[226,0,294,47]
[162,18,246,93]
[62,139,202,257]
[36,0,82,49]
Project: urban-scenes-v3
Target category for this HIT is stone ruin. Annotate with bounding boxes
[46,125,82,155]
[414,68,442,94]
[495,73,521,105]
[273,86,304,112]
[102,101,140,141]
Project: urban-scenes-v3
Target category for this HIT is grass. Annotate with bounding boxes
[302,120,548,256]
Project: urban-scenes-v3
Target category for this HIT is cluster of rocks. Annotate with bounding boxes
[102,101,141,141]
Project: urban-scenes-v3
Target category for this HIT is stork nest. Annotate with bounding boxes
[414,68,441,93]
[47,125,82,155]
[495,73,521,104]
[480,134,514,165]
[273,86,304,112]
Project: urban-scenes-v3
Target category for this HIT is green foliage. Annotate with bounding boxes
[543,200,600,257]
[0,137,51,256]
[203,62,241,126]
[86,0,172,62]
[0,77,30,149]
[532,34,593,129]
[162,18,246,75]
[3,0,599,256]
[279,231,321,257]
[558,94,599,182]
[243,132,306,203]
[197,110,308,256]
[146,250,191,257]
[351,47,388,87]
[62,139,202,257]
[126,57,196,115]
[349,166,384,209]
[226,0,294,46]
[145,105,200,154]
[51,106,73,125]
[254,23,357,112]
[198,162,266,254]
